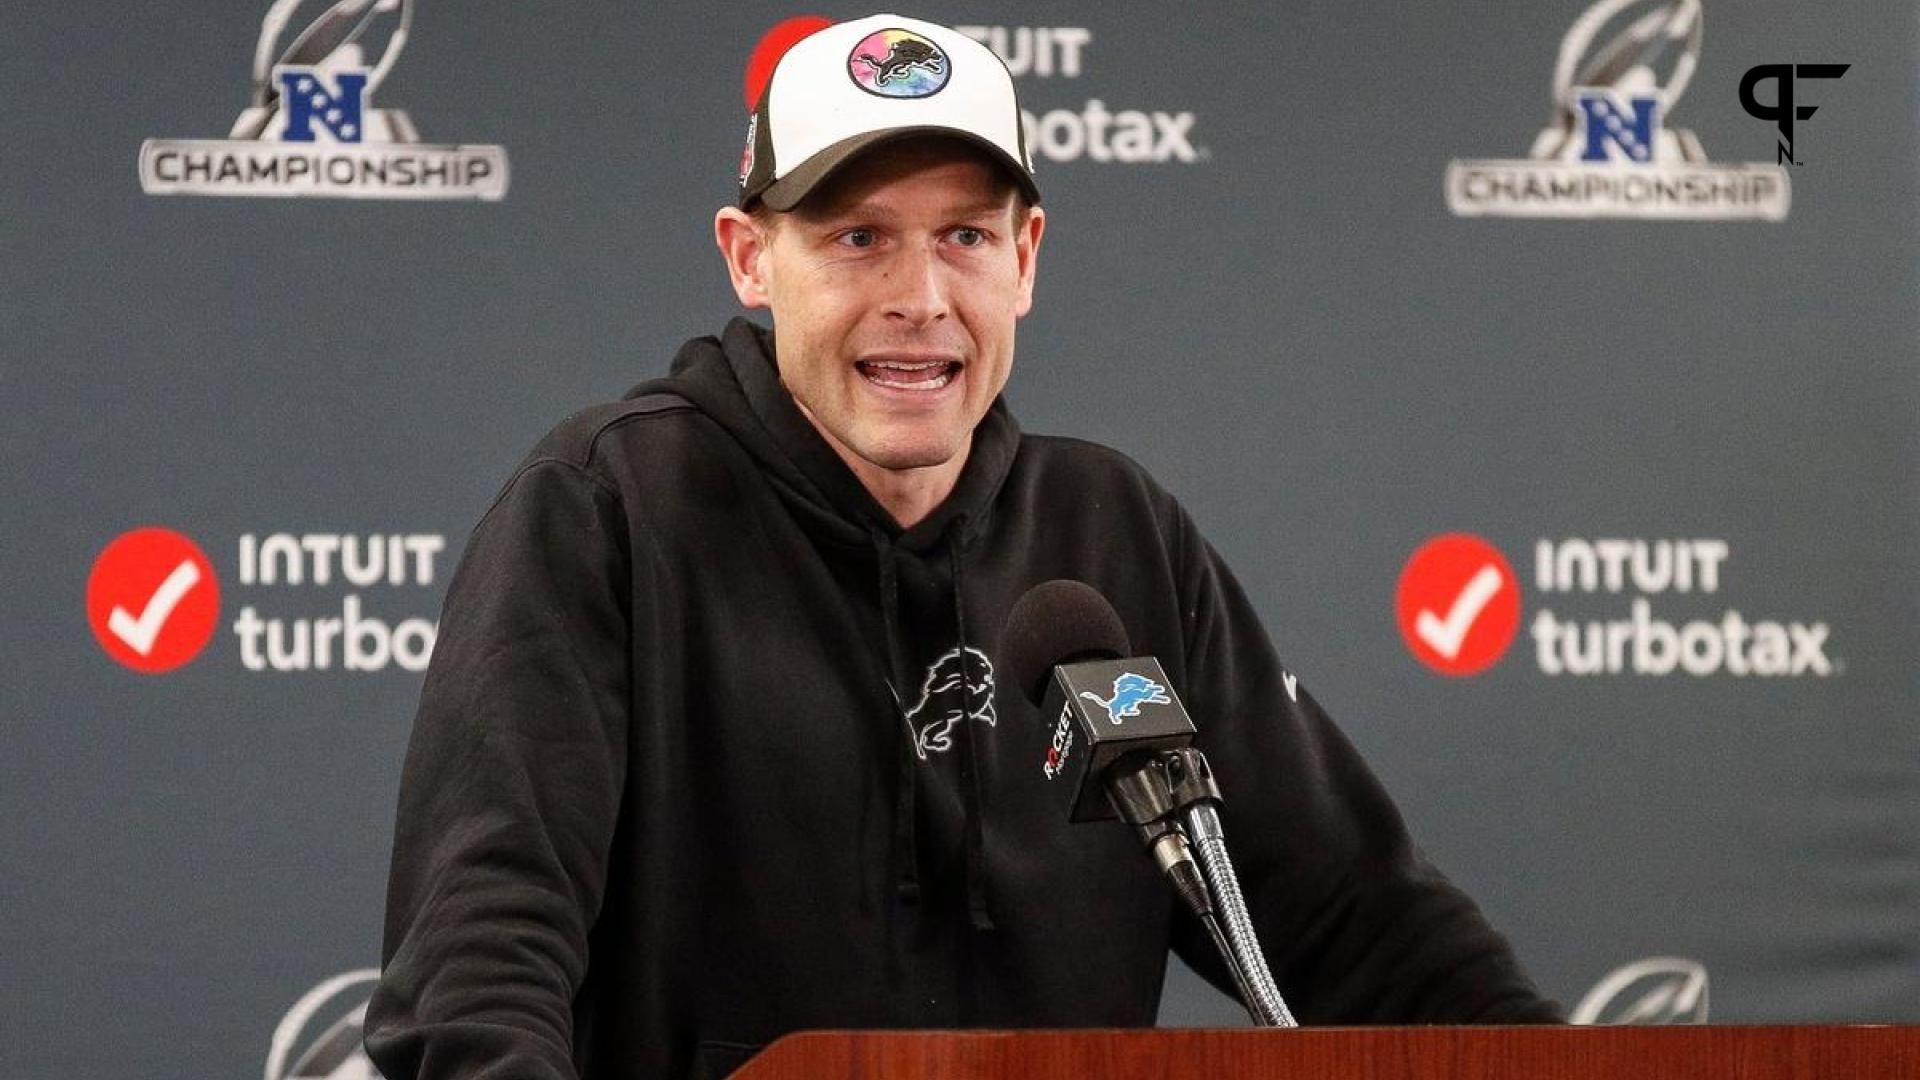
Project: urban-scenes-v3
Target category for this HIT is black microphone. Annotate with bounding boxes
[1000,580,1196,822]
[1001,581,1214,922]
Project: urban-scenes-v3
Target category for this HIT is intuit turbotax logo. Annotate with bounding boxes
[1445,0,1789,220]
[1396,534,1836,678]
[138,0,508,200]
[87,527,447,675]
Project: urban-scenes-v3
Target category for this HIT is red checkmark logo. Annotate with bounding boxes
[1396,534,1520,677]
[86,527,220,674]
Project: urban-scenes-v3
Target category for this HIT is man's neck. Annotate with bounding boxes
[841,449,968,530]
[798,403,969,529]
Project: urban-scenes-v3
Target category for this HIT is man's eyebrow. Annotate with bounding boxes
[948,200,1017,221]
[797,199,900,226]
[802,199,1015,225]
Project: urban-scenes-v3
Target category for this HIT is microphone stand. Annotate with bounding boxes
[1107,749,1297,1027]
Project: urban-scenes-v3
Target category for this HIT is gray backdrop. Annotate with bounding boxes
[3,1,1915,1077]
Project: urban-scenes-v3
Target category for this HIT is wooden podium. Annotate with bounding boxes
[731,1026,1920,1079]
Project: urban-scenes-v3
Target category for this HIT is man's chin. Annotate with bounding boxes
[852,434,967,474]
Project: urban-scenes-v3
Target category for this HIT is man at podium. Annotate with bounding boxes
[365,13,1561,1080]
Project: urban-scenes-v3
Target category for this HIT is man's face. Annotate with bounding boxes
[735,139,1044,478]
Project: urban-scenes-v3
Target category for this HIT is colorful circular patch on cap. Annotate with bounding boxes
[847,28,950,98]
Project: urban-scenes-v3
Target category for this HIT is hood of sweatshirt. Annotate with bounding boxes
[623,316,1020,929]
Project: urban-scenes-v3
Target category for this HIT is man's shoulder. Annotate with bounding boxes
[522,391,708,475]
[479,390,731,523]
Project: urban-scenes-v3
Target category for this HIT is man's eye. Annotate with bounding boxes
[841,228,877,248]
[951,227,986,247]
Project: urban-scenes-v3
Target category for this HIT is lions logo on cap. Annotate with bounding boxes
[847,28,950,98]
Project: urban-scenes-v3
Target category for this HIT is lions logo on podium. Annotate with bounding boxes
[139,0,508,200]
[1445,0,1788,220]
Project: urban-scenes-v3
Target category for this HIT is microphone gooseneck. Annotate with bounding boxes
[1187,804,1296,1027]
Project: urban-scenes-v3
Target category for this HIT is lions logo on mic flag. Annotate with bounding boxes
[1079,672,1172,725]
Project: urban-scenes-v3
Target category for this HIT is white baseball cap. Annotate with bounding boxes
[737,13,1039,211]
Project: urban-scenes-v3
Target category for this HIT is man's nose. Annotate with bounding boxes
[883,243,950,326]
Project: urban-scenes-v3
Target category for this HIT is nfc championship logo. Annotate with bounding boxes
[138,0,508,200]
[1445,0,1788,220]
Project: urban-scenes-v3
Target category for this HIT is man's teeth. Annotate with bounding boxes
[862,361,955,389]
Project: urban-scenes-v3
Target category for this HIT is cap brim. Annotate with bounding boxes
[752,126,1040,212]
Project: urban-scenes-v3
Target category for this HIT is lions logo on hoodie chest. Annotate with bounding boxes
[899,646,998,761]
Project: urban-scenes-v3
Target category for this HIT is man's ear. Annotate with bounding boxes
[1013,205,1046,318]
[714,206,773,309]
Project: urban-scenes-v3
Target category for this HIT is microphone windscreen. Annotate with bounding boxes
[1000,580,1132,706]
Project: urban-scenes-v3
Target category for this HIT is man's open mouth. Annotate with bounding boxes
[856,359,961,390]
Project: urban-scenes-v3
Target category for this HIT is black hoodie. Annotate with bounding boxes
[365,319,1559,1080]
